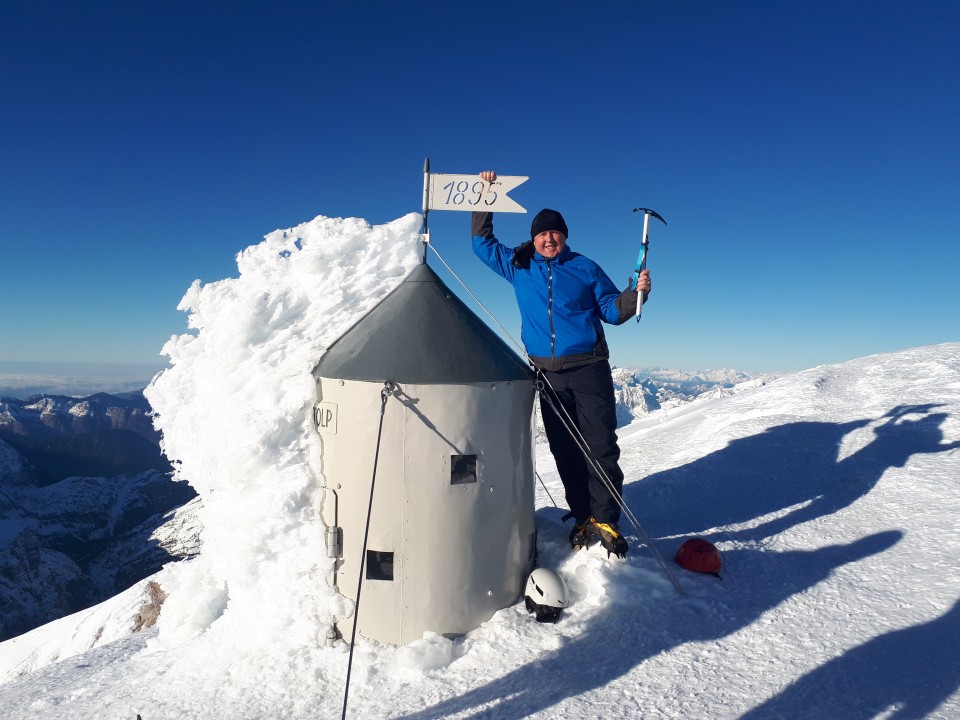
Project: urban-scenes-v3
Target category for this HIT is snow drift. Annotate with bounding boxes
[142,213,422,657]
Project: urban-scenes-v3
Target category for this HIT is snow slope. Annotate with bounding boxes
[0,211,957,719]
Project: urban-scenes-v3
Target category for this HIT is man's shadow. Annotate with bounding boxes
[392,532,902,719]
[388,403,959,719]
[626,404,959,542]
[740,597,960,719]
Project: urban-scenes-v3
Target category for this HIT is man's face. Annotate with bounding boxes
[533,230,567,259]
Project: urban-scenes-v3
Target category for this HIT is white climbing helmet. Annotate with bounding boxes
[524,567,568,623]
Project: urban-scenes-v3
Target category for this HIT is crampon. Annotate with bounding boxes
[588,518,628,559]
[569,520,591,551]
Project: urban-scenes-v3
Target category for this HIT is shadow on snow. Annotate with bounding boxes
[629,403,959,542]
[394,533,902,719]
[393,403,958,719]
[740,597,960,719]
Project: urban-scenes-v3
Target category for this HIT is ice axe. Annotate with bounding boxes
[631,207,667,320]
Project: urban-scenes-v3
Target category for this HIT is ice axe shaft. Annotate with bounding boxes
[631,207,666,320]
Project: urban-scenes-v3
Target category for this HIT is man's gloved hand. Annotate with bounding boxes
[512,240,535,269]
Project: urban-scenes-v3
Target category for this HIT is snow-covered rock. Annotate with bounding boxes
[0,470,198,642]
[0,440,29,486]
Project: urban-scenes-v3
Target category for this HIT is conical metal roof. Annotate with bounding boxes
[313,263,532,383]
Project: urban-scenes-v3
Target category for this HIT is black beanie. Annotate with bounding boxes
[530,208,568,239]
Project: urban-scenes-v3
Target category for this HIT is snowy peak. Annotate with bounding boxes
[611,366,773,421]
[1,342,957,719]
[0,391,157,442]
[0,391,169,486]
[0,208,955,717]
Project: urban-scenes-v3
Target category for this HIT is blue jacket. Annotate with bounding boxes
[472,213,637,371]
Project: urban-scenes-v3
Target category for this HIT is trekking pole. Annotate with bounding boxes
[631,208,666,320]
[535,376,686,596]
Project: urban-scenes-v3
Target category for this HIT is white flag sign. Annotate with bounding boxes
[427,174,528,214]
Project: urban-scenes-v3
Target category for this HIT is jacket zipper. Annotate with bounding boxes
[546,260,556,359]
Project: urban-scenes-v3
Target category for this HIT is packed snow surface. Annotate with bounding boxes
[1,213,958,719]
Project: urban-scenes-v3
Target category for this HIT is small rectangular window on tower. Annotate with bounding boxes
[450,454,478,485]
[365,550,394,581]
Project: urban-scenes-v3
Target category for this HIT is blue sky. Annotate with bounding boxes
[1,1,958,378]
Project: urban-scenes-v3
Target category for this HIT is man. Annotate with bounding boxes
[471,170,651,558]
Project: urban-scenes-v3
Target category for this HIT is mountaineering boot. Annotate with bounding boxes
[588,518,628,559]
[569,520,592,550]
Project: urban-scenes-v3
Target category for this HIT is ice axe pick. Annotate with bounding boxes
[631,207,667,320]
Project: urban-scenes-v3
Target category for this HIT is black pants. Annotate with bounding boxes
[539,360,624,524]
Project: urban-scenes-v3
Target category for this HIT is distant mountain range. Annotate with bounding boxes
[0,391,170,485]
[0,369,764,642]
[610,366,770,424]
[0,391,198,642]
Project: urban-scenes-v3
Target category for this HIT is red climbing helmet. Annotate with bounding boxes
[675,538,723,577]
